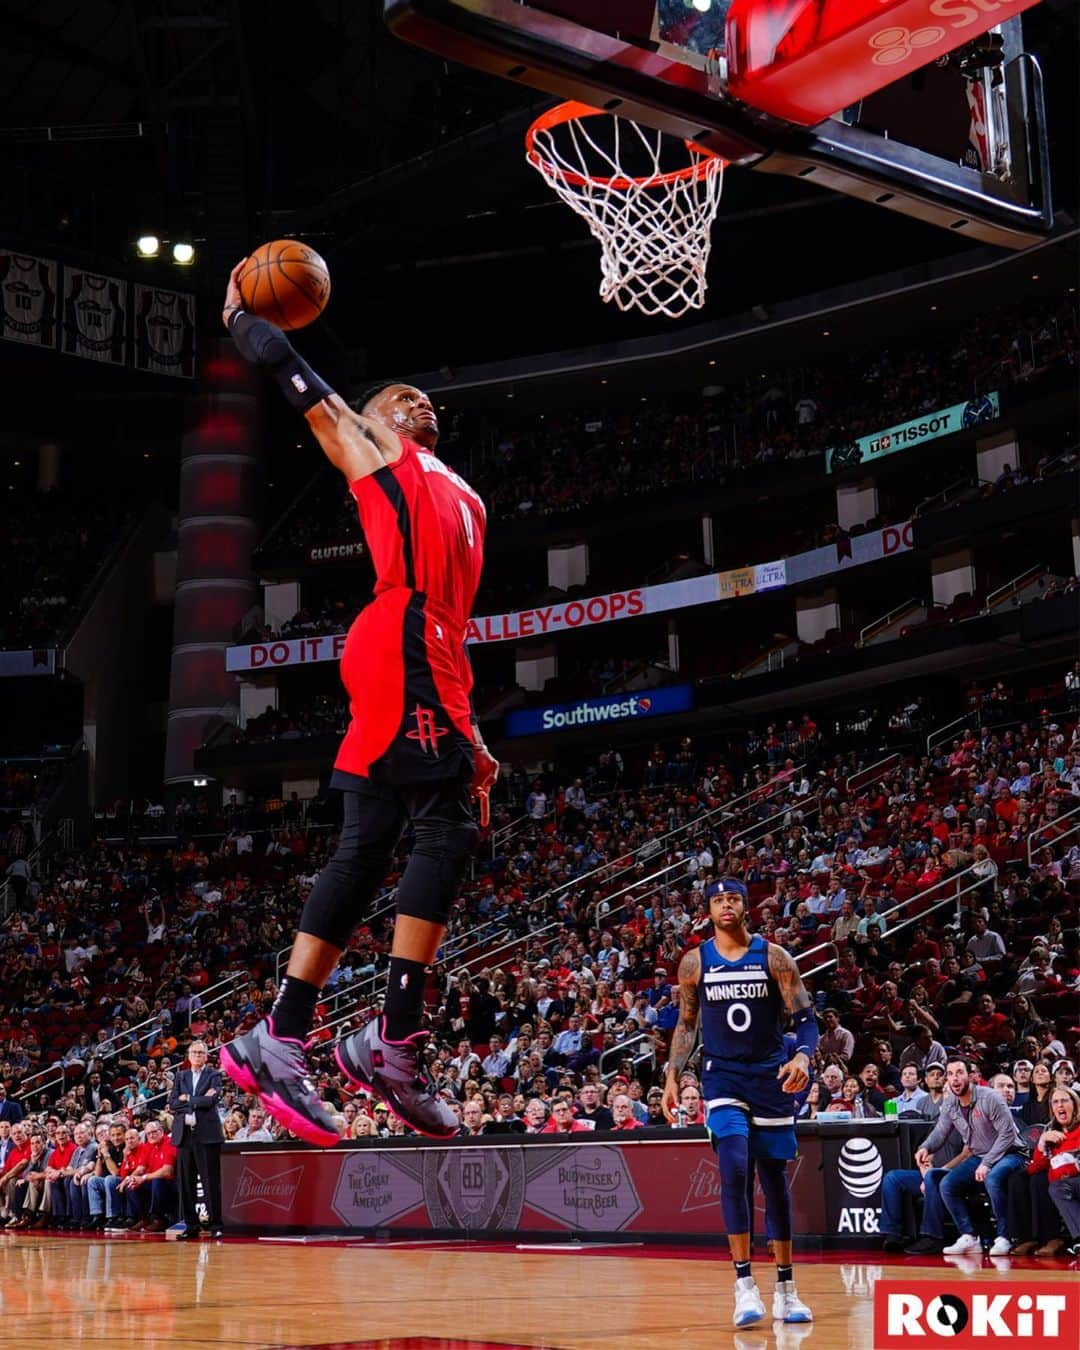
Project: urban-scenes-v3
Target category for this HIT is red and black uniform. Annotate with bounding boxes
[332,437,486,789]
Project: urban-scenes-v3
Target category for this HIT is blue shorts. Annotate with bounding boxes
[703,1062,797,1162]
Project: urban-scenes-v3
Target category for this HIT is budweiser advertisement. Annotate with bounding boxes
[222,1134,828,1239]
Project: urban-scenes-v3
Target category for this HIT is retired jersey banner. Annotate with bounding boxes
[62,268,128,364]
[133,284,196,377]
[504,683,694,739]
[0,251,58,348]
[825,393,1000,473]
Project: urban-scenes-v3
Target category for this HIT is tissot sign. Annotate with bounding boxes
[504,684,694,739]
[825,392,1000,472]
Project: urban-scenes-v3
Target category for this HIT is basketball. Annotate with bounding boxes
[237,240,331,331]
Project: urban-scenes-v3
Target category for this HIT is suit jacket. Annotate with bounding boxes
[169,1067,225,1146]
[0,1099,24,1124]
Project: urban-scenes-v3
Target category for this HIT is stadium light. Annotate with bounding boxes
[172,241,195,266]
[135,234,160,258]
[691,0,713,11]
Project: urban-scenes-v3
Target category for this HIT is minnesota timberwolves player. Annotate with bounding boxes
[663,878,817,1327]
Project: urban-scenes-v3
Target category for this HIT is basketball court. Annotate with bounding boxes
[3,1232,1076,1347]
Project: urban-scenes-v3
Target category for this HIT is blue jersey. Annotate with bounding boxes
[698,933,785,1070]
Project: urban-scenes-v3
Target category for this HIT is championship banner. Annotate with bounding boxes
[504,683,693,738]
[0,251,57,348]
[222,1132,828,1241]
[61,268,128,364]
[825,393,1000,473]
[223,523,910,673]
[133,284,196,377]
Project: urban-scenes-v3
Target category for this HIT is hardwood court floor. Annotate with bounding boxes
[1,1235,1076,1349]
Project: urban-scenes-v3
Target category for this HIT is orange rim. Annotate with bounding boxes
[525,100,724,192]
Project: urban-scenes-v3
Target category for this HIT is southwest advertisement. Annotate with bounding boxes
[503,683,694,739]
[825,391,1000,473]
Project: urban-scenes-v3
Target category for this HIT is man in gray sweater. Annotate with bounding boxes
[915,1056,1027,1257]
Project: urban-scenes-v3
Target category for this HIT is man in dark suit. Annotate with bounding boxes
[169,1041,224,1237]
[0,1085,24,1125]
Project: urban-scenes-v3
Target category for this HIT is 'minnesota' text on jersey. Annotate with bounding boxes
[698,934,785,1068]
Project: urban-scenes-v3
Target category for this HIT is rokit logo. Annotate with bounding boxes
[873,1280,1079,1348]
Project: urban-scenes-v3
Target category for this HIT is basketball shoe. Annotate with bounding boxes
[772,1280,813,1322]
[220,1018,339,1148]
[335,1015,457,1138]
[733,1276,767,1327]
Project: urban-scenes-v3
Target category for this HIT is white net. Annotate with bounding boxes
[526,105,725,319]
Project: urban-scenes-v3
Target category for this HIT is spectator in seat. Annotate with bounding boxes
[114,1127,145,1229]
[914,1056,1027,1257]
[458,1099,487,1138]
[611,1094,641,1131]
[826,1075,878,1118]
[43,1122,75,1229]
[522,1099,548,1134]
[0,1083,24,1125]
[882,1113,964,1255]
[481,1035,510,1079]
[88,1120,126,1231]
[820,1064,845,1104]
[62,1122,98,1229]
[123,1118,177,1232]
[874,1040,902,1096]
[575,1082,614,1131]
[0,1123,30,1222]
[677,1082,705,1126]
[820,1008,855,1062]
[967,915,1006,969]
[895,1064,929,1115]
[8,1132,50,1229]
[1054,1061,1076,1090]
[966,992,1016,1049]
[1031,1086,1080,1256]
[919,1064,948,1119]
[542,1099,592,1135]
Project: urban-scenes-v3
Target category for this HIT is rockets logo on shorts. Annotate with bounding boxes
[405,704,450,755]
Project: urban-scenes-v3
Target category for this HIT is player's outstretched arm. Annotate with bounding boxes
[304,397,399,482]
[662,947,700,1121]
[768,943,817,1094]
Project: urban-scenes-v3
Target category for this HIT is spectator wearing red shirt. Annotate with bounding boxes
[541,1099,591,1134]
[120,1120,177,1231]
[0,1122,30,1222]
[611,1094,642,1130]
[908,927,942,964]
[43,1122,75,1228]
[994,787,1019,827]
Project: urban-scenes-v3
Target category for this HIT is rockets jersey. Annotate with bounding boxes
[698,933,786,1070]
[349,436,486,637]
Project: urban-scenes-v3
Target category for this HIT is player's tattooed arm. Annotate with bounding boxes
[662,947,700,1121]
[768,943,814,1094]
[767,943,813,1017]
[304,395,400,480]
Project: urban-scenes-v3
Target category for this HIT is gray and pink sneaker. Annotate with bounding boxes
[220,1018,339,1148]
[335,1016,457,1139]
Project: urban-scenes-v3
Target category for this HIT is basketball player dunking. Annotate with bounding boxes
[217,260,498,1144]
[664,878,817,1327]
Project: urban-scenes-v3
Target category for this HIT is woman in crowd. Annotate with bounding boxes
[1023,1086,1080,1256]
[798,1081,823,1121]
[1020,1060,1054,1126]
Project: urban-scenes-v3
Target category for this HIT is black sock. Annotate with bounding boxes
[777,1264,793,1284]
[383,957,429,1040]
[270,975,321,1042]
[734,1260,752,1282]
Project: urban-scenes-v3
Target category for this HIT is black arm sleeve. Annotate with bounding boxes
[227,309,333,413]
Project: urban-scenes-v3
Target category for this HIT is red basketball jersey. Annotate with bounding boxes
[349,437,486,634]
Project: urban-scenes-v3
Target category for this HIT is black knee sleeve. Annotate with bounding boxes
[298,793,403,950]
[756,1157,793,1241]
[395,819,479,928]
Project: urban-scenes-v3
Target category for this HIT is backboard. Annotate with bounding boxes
[384,0,1055,249]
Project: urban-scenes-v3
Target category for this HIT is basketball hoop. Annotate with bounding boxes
[525,101,725,319]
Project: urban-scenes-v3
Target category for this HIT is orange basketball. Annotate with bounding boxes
[237,240,331,331]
